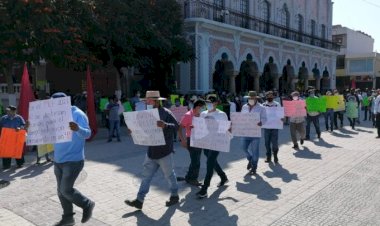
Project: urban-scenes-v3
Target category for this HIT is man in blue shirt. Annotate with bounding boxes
[50,92,95,226]
[0,105,27,169]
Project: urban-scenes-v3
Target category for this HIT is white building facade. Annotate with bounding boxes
[176,0,339,95]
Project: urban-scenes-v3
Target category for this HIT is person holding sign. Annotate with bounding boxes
[372,89,380,138]
[196,96,229,199]
[125,91,180,209]
[346,90,359,130]
[241,91,266,176]
[0,105,27,169]
[262,91,283,164]
[333,89,344,129]
[305,89,321,140]
[49,93,95,226]
[324,91,334,132]
[289,92,306,149]
[177,99,206,186]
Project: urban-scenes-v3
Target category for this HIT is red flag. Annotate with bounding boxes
[86,65,98,141]
[18,63,35,121]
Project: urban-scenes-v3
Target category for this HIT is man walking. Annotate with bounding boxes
[50,92,95,226]
[125,91,180,209]
[289,92,306,149]
[373,89,380,138]
[305,89,321,140]
[106,96,121,142]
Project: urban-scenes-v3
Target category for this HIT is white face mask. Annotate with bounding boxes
[235,97,239,101]
[206,103,214,110]
[188,103,194,109]
[200,107,206,112]
[293,96,299,101]
[146,104,153,110]
[248,99,256,106]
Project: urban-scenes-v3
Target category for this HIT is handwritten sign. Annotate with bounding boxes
[231,112,261,137]
[37,144,54,157]
[283,100,307,117]
[123,109,165,146]
[170,106,188,122]
[346,102,358,119]
[135,101,146,111]
[0,128,26,158]
[27,97,73,145]
[262,107,284,129]
[190,117,232,152]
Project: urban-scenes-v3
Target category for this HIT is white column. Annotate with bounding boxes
[198,33,210,93]
[331,58,337,89]
[180,62,191,94]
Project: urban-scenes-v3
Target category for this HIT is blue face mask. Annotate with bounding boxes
[188,103,194,109]
[206,103,214,110]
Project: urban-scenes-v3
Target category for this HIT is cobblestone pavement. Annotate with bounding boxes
[0,118,379,226]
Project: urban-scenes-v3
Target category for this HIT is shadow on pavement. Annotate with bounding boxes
[293,147,322,160]
[236,174,281,201]
[313,138,342,148]
[339,128,359,135]
[0,162,53,181]
[123,206,177,226]
[331,132,352,138]
[263,163,299,183]
[355,128,374,133]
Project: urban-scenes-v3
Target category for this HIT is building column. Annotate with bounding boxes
[254,75,260,92]
[198,33,210,93]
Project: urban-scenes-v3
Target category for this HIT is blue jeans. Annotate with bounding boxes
[306,115,321,138]
[264,129,279,158]
[242,137,260,170]
[185,138,202,181]
[108,120,120,140]
[54,161,92,218]
[137,154,178,202]
[324,109,334,131]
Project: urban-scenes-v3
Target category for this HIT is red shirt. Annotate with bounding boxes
[180,109,194,137]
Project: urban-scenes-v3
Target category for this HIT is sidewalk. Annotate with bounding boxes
[0,118,379,226]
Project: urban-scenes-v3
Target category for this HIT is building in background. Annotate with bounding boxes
[175,0,339,95]
[333,25,380,91]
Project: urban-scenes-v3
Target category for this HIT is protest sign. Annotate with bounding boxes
[180,97,185,106]
[306,98,320,112]
[231,112,261,137]
[37,144,54,157]
[336,95,345,111]
[170,95,179,104]
[135,101,146,111]
[123,101,132,112]
[190,117,232,152]
[0,128,26,158]
[346,102,358,118]
[283,100,307,117]
[319,96,327,112]
[170,106,188,122]
[324,95,340,110]
[123,109,165,146]
[262,107,284,129]
[99,98,108,111]
[27,97,73,145]
[362,97,369,107]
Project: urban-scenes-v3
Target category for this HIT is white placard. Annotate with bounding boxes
[190,117,232,152]
[231,112,261,137]
[170,106,188,122]
[135,101,146,111]
[262,107,285,129]
[27,97,73,145]
[123,108,165,146]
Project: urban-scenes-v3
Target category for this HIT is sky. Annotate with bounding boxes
[333,0,379,52]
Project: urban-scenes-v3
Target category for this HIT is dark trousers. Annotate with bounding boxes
[185,138,202,181]
[363,107,368,120]
[54,161,91,218]
[334,111,344,128]
[324,110,334,131]
[306,115,321,138]
[201,150,227,191]
[2,156,24,168]
[264,129,279,159]
[376,114,380,136]
[347,117,356,129]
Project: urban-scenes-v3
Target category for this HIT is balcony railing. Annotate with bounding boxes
[184,1,340,52]
[0,84,21,93]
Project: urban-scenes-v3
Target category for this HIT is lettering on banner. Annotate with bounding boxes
[27,97,73,145]
[123,109,166,146]
[190,117,231,152]
[230,112,261,137]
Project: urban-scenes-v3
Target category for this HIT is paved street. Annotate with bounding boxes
[1,118,379,226]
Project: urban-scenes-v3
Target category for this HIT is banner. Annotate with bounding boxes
[306,97,320,112]
[0,128,26,158]
[283,100,307,117]
[123,109,165,146]
[190,117,232,152]
[180,97,185,106]
[336,95,345,111]
[86,66,97,141]
[346,102,358,119]
[262,107,284,129]
[27,97,73,145]
[319,96,327,113]
[231,112,261,137]
[135,101,146,111]
[37,144,54,157]
[170,106,188,123]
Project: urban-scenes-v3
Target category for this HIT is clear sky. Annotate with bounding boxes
[333,0,379,52]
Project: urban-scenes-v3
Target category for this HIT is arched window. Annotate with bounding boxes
[279,4,290,28]
[260,0,270,21]
[214,0,224,8]
[295,14,304,42]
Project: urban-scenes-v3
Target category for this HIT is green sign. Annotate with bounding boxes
[180,97,185,106]
[99,98,108,111]
[216,105,223,111]
[170,95,179,104]
[306,97,326,112]
[123,101,132,112]
[346,102,358,118]
[362,96,369,107]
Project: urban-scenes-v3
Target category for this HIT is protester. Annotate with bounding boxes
[369,91,377,127]
[50,92,95,226]
[241,91,266,175]
[0,105,27,169]
[106,96,121,142]
[346,90,359,130]
[324,91,334,132]
[305,89,321,140]
[196,95,229,198]
[125,91,179,209]
[333,89,344,129]
[130,91,141,111]
[178,99,206,186]
[289,92,306,149]
[373,89,380,138]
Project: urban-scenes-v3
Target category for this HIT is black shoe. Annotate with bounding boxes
[0,180,10,189]
[81,201,95,223]
[125,199,143,209]
[376,136,380,139]
[217,178,229,187]
[53,217,75,226]
[176,176,186,181]
[300,139,304,145]
[246,161,252,170]
[107,139,112,143]
[165,196,179,206]
[317,133,321,139]
[16,164,23,169]
[196,189,208,199]
[304,137,310,140]
[264,157,271,163]
[274,156,279,164]
[249,169,257,175]
[185,179,202,186]
[117,139,121,142]
[292,144,299,149]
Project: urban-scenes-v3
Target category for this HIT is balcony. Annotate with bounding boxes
[183,1,340,52]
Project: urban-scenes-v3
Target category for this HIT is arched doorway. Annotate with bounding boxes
[237,54,259,94]
[213,53,234,94]
[261,57,279,91]
[311,63,321,90]
[281,59,296,94]
[321,66,330,92]
[297,61,309,91]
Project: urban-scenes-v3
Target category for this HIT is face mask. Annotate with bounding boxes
[248,100,256,106]
[206,103,214,110]
[200,107,206,112]
[309,93,315,97]
[235,97,239,101]
[267,98,273,102]
[293,96,299,101]
[175,101,180,106]
[146,105,153,110]
[188,103,194,109]
[136,93,140,97]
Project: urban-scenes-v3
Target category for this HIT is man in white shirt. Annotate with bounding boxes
[373,89,380,138]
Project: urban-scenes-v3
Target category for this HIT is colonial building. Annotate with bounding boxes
[176,0,339,95]
[333,25,380,90]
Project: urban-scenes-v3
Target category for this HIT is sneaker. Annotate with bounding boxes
[81,201,95,223]
[53,217,75,226]
[217,178,229,187]
[274,156,279,164]
[196,190,208,199]
[185,179,202,186]
[125,199,143,209]
[249,169,257,175]
[165,196,179,206]
[300,139,304,145]
[246,161,252,170]
[292,144,299,149]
